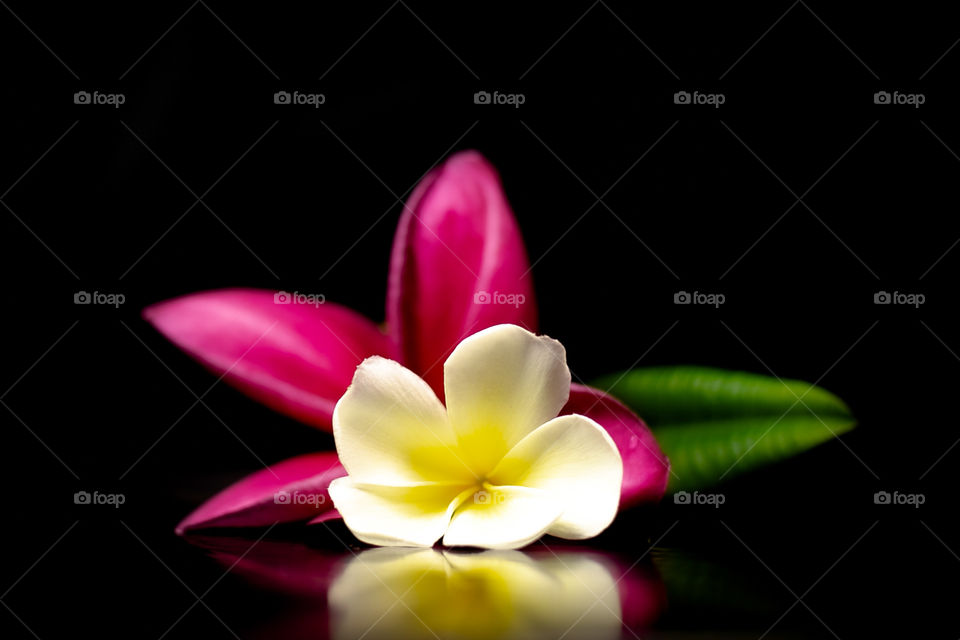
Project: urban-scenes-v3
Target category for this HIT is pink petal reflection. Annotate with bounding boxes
[184,534,345,598]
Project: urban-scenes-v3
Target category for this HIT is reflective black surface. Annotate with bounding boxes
[4,483,956,638]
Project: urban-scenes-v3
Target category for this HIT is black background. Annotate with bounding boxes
[2,2,959,638]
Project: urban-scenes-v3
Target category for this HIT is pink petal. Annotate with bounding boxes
[307,509,342,525]
[387,151,538,397]
[562,384,670,508]
[175,452,346,534]
[144,288,396,430]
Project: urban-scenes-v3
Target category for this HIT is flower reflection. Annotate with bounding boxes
[330,548,624,640]
[185,534,663,639]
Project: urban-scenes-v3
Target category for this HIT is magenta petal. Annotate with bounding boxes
[144,288,396,430]
[387,151,538,397]
[562,384,670,508]
[307,509,342,525]
[175,452,346,534]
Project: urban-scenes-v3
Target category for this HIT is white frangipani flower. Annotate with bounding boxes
[328,323,623,549]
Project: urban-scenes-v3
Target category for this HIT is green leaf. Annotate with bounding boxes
[591,367,855,492]
[593,366,851,424]
[651,416,855,492]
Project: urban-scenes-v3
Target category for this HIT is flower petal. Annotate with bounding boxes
[144,288,396,431]
[175,452,344,534]
[443,324,571,475]
[328,477,472,547]
[333,356,475,485]
[488,414,622,540]
[307,509,342,525]
[387,151,538,397]
[562,384,670,507]
[442,485,563,550]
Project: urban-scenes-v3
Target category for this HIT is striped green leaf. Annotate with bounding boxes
[592,367,855,492]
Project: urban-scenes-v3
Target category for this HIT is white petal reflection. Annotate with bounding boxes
[328,547,622,640]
